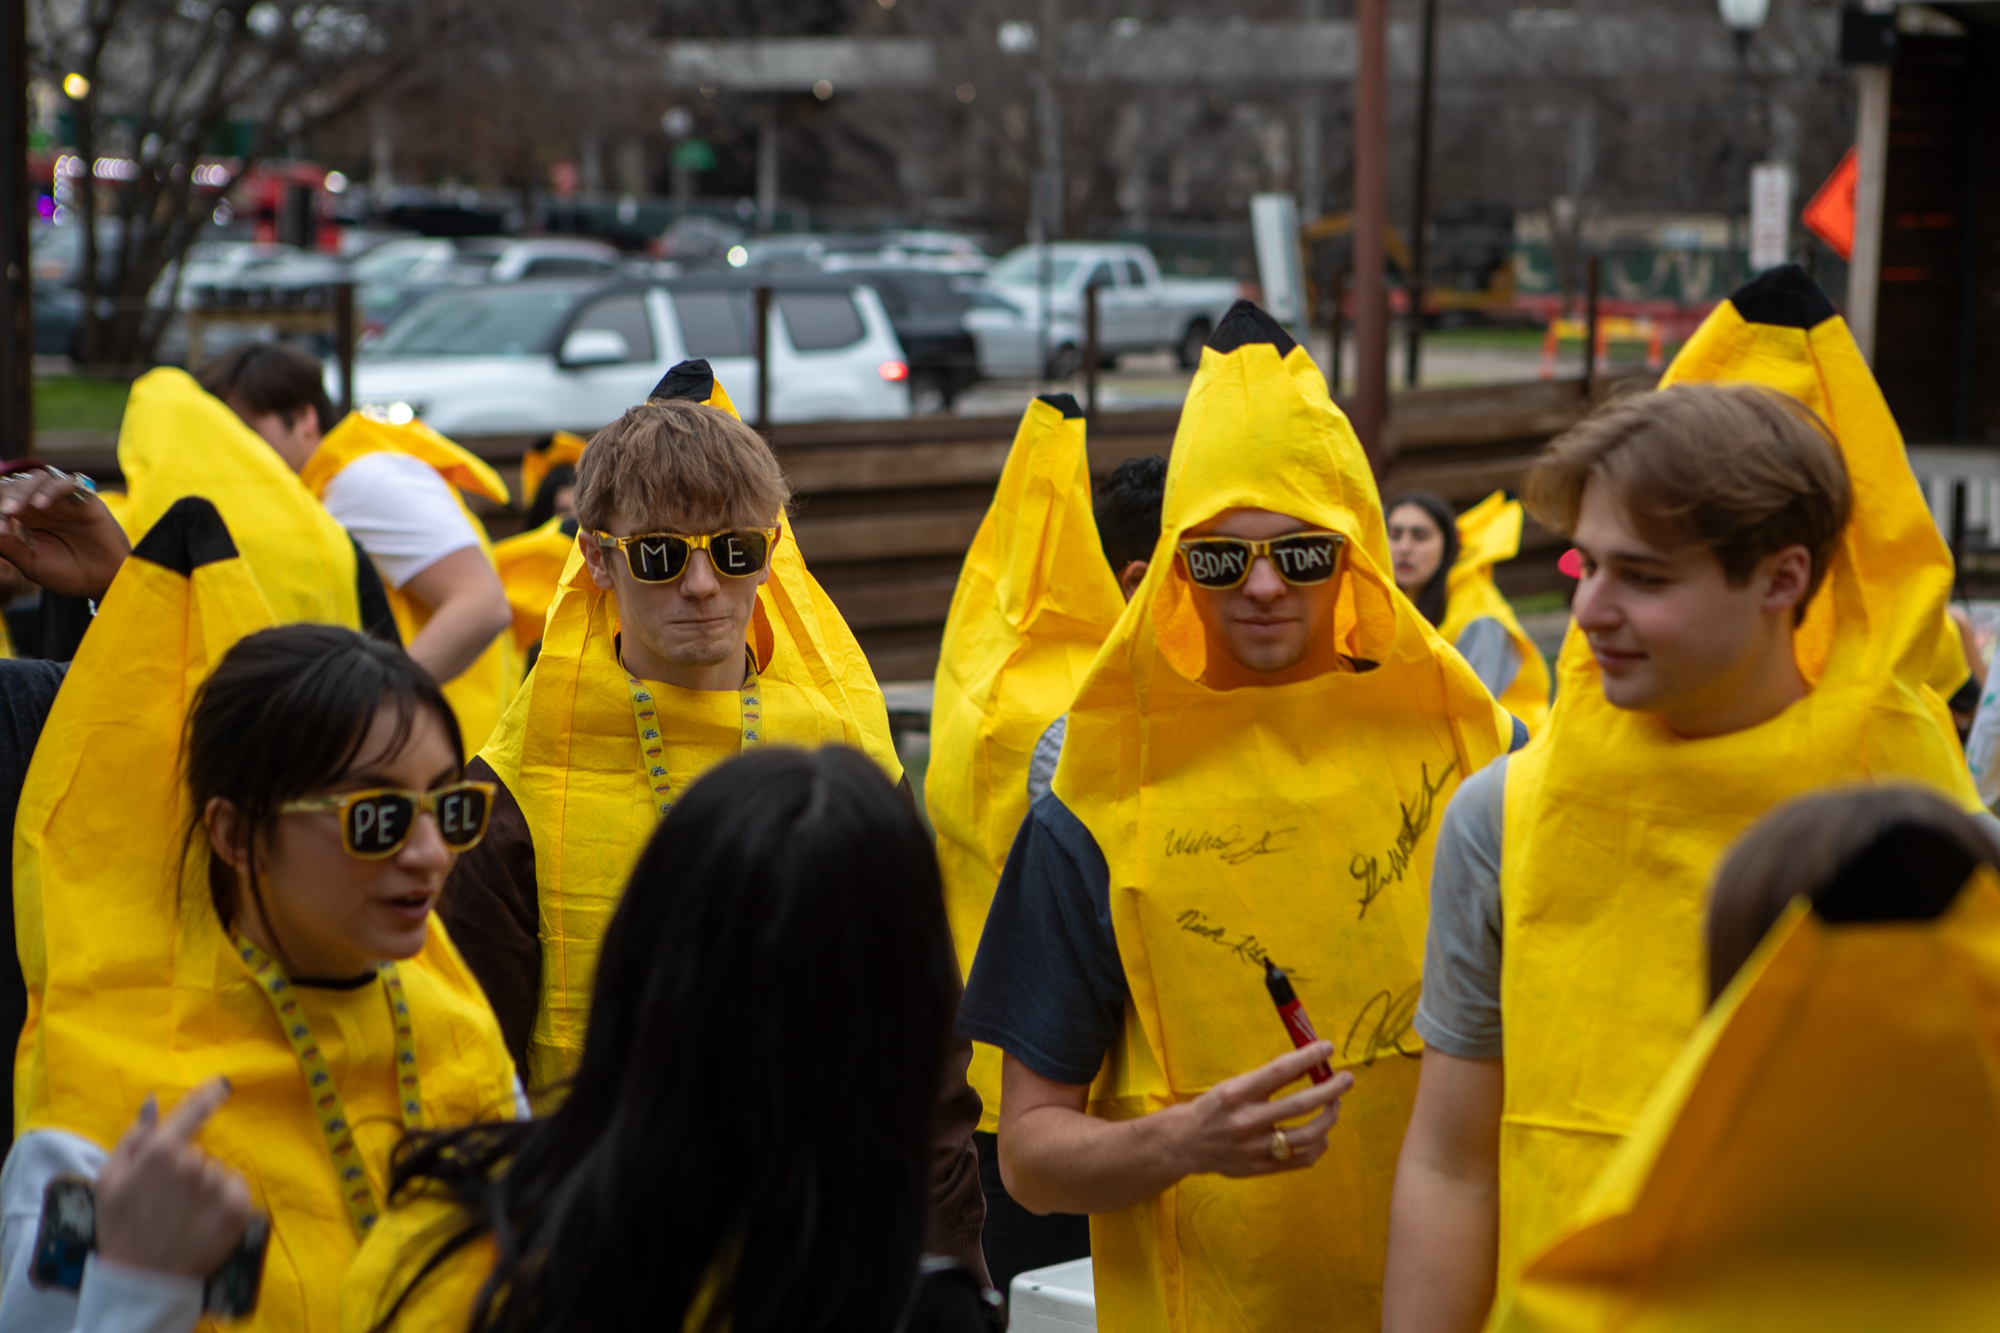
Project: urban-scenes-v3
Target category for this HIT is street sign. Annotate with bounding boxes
[1750,162,1793,272]
[1251,193,1306,333]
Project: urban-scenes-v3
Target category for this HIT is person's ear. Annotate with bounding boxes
[1760,544,1813,618]
[204,797,255,879]
[1118,559,1148,602]
[292,406,323,451]
[580,533,618,592]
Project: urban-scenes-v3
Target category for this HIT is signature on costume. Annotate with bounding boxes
[1349,760,1458,920]
[1174,909,1275,969]
[1344,983,1423,1064]
[1164,825,1295,866]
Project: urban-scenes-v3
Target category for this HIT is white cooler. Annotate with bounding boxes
[1008,1257,1095,1330]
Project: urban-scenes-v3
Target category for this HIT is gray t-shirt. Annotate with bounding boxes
[1026,715,1066,805]
[1455,617,1522,700]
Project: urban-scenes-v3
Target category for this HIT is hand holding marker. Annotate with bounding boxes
[1264,958,1335,1085]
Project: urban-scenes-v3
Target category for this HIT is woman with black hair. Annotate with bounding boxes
[1387,491,1550,732]
[4,535,518,1333]
[344,745,972,1333]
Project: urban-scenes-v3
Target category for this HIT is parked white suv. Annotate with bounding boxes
[345,276,912,434]
[968,242,1241,378]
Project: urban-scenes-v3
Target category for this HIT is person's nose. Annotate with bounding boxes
[678,549,721,599]
[1572,568,1618,632]
[1242,555,1288,603]
[399,810,454,875]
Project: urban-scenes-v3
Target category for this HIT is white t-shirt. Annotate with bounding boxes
[319,453,480,591]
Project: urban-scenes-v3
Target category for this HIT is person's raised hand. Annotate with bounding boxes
[1158,1042,1356,1180]
[0,468,131,602]
[94,1078,253,1279]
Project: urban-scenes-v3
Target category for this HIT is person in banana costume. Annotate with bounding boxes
[1382,266,1989,1332]
[435,359,988,1279]
[958,302,1521,1332]
[1389,490,1553,735]
[196,343,515,751]
[1492,783,2000,1332]
[3,499,518,1333]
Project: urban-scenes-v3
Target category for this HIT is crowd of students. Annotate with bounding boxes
[0,261,1991,1333]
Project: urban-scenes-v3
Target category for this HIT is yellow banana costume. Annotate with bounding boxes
[494,516,580,656]
[478,360,900,1088]
[1495,845,2000,1332]
[929,392,1126,1134]
[300,415,521,755]
[1050,305,1514,1331]
[1493,266,1981,1295]
[117,367,361,629]
[1442,492,1552,735]
[520,429,587,511]
[14,498,518,1333]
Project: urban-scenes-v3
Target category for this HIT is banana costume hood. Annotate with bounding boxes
[494,517,579,655]
[1495,821,2000,1332]
[301,414,521,756]
[520,430,587,511]
[1493,266,1980,1292]
[14,499,518,1333]
[474,359,899,1087]
[1050,302,1514,1332]
[929,392,1126,1134]
[1443,492,1552,734]
[117,367,364,630]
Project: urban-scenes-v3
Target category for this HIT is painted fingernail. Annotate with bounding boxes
[140,1093,157,1126]
[219,1076,232,1095]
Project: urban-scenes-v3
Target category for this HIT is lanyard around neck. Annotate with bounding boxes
[624,650,763,819]
[236,937,422,1238]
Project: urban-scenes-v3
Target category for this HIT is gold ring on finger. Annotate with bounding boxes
[1269,1129,1293,1162]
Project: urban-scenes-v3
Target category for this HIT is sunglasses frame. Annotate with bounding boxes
[1176,530,1348,590]
[279,781,498,860]
[594,526,782,585]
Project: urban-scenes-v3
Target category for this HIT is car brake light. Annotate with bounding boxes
[879,360,909,382]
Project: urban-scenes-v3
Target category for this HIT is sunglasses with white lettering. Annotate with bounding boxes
[1176,531,1347,590]
[279,781,496,859]
[595,527,780,584]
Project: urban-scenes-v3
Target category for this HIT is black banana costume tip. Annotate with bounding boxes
[131,496,239,574]
[649,359,718,404]
[1037,391,1085,419]
[1727,264,1838,330]
[1207,299,1298,356]
[1814,823,1976,925]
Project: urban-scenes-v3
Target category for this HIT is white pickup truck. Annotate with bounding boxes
[966,242,1242,379]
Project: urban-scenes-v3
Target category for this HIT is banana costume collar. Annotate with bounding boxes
[14,498,517,1332]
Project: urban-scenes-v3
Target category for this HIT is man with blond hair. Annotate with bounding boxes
[442,372,987,1275]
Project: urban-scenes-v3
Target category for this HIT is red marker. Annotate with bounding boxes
[1264,958,1334,1084]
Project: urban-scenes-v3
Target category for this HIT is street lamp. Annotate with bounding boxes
[1718,0,1769,287]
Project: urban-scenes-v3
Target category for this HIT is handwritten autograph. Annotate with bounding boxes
[1343,983,1423,1065]
[1175,909,1273,969]
[1164,825,1296,866]
[1349,760,1458,920]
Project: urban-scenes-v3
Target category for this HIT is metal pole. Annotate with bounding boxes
[1328,266,1345,398]
[1729,29,1751,291]
[754,285,772,429]
[1404,0,1438,389]
[1084,281,1099,419]
[1353,0,1390,465]
[1951,479,1968,600]
[1849,56,1893,362]
[334,282,356,418]
[0,0,30,457]
[1581,253,1601,401]
[756,103,779,236]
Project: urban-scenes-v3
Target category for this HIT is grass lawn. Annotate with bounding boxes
[33,377,130,434]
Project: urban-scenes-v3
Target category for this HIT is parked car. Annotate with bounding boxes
[813,266,979,413]
[345,274,910,434]
[176,241,349,299]
[968,242,1241,378]
[353,236,624,329]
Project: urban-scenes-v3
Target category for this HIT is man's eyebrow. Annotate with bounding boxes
[1588,546,1676,567]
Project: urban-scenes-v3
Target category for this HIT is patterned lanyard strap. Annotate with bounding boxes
[236,937,422,1237]
[625,650,763,819]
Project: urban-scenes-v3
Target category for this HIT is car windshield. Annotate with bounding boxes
[367,286,585,357]
[986,251,1081,286]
